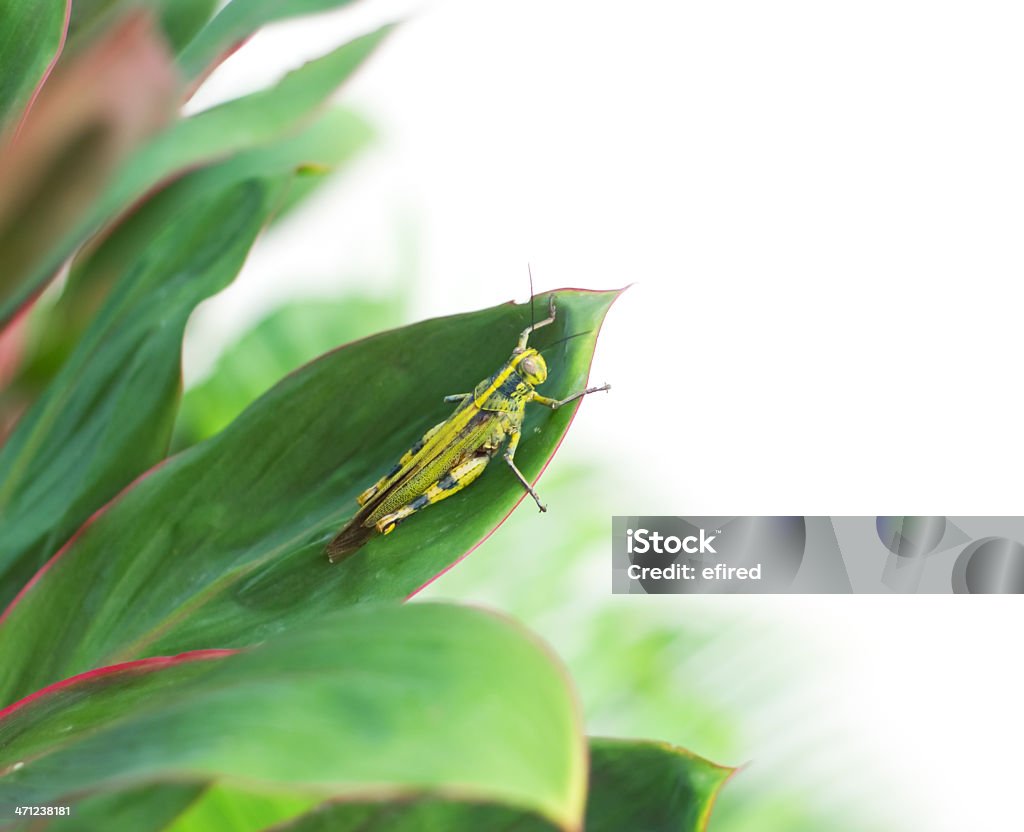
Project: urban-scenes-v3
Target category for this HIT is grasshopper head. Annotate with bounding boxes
[516,348,548,385]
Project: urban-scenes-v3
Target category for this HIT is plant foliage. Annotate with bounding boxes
[0,4,729,830]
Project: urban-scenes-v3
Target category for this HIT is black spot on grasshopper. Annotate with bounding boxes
[499,373,522,397]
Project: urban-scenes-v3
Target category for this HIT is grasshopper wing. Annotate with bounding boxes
[326,408,494,561]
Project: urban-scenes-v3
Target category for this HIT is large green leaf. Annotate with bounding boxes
[0,108,372,608]
[0,25,391,328]
[0,289,619,705]
[178,0,360,80]
[0,604,587,830]
[0,0,69,130]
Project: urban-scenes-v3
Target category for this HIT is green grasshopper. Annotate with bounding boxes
[325,294,610,561]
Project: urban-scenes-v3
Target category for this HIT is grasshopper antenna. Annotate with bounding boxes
[528,263,536,332]
[517,263,556,351]
[539,329,594,354]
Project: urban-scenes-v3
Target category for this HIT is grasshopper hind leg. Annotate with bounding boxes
[375,453,490,535]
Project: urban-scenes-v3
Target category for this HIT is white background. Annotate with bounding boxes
[188,2,1024,828]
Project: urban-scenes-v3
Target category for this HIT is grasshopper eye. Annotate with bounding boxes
[519,353,548,385]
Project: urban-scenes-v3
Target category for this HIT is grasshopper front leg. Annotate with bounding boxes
[503,384,609,511]
[531,383,611,409]
[503,428,547,512]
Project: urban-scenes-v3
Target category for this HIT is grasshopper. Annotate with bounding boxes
[325,294,610,561]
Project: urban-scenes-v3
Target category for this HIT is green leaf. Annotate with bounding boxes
[0,604,587,831]
[0,109,372,608]
[51,783,205,832]
[0,179,279,607]
[250,795,549,832]
[0,289,620,705]
[0,12,180,319]
[0,25,391,328]
[0,0,69,130]
[69,0,219,54]
[156,0,220,53]
[178,0,360,80]
[247,738,732,832]
[164,784,315,832]
[1,107,372,429]
[584,739,732,832]
[63,107,371,331]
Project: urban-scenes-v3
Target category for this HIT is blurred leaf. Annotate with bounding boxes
[275,797,548,832]
[179,0,361,80]
[70,106,369,290]
[157,0,220,53]
[419,457,739,753]
[264,739,730,832]
[0,604,587,831]
[113,738,730,832]
[0,11,180,318]
[420,461,610,619]
[66,107,370,326]
[0,24,392,328]
[584,739,731,832]
[2,108,373,437]
[575,611,739,754]
[69,0,219,54]
[165,784,314,832]
[0,289,620,705]
[0,305,30,445]
[270,159,340,222]
[52,783,205,832]
[0,0,69,130]
[0,174,287,608]
[0,309,27,393]
[174,293,405,449]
